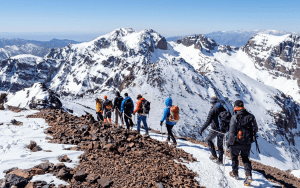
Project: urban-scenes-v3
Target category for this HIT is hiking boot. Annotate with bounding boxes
[145,130,149,137]
[137,129,140,134]
[165,138,170,142]
[244,174,252,186]
[216,158,223,165]
[229,171,239,180]
[209,155,218,162]
[172,142,177,146]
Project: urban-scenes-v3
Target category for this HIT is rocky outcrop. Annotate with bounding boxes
[177,34,218,52]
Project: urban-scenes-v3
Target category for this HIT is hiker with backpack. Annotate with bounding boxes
[112,91,124,126]
[160,97,179,146]
[121,93,134,130]
[102,95,112,123]
[95,98,104,121]
[133,94,150,136]
[199,96,228,164]
[227,100,258,186]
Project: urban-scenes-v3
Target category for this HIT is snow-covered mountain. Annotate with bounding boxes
[0,38,80,61]
[1,28,300,172]
[204,30,300,47]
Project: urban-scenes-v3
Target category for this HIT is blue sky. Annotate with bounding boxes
[0,0,299,40]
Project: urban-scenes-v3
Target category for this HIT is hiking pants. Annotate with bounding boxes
[230,144,252,176]
[114,108,124,125]
[124,112,134,129]
[96,112,103,121]
[206,130,224,160]
[137,114,148,131]
[166,124,176,144]
[103,109,111,119]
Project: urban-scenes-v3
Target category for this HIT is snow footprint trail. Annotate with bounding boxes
[136,128,280,188]
[0,109,84,186]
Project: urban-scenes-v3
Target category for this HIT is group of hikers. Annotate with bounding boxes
[95,93,258,186]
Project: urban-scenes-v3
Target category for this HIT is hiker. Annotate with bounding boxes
[121,93,134,130]
[227,100,258,186]
[199,96,227,164]
[112,91,124,126]
[95,98,104,121]
[160,97,179,146]
[102,95,112,123]
[133,94,150,136]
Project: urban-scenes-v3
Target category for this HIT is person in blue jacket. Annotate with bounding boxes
[160,97,177,146]
[120,93,134,130]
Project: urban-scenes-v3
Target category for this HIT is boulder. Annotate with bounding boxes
[5,174,28,187]
[97,177,113,188]
[73,168,87,181]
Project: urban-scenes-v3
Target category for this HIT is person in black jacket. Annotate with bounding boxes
[199,96,227,164]
[226,100,258,185]
[112,91,124,126]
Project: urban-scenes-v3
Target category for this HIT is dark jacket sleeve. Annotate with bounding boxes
[227,115,237,146]
[252,117,258,135]
[112,97,117,110]
[200,107,214,132]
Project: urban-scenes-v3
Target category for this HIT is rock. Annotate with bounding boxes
[86,173,99,183]
[58,155,71,162]
[128,143,134,148]
[103,144,114,150]
[56,163,65,169]
[57,169,70,180]
[73,168,87,181]
[97,177,113,188]
[0,104,4,110]
[27,141,37,150]
[5,174,28,187]
[3,167,18,174]
[8,169,32,180]
[38,162,52,171]
[24,182,34,188]
[31,146,42,152]
[32,168,44,175]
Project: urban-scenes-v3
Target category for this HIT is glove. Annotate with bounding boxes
[160,121,163,126]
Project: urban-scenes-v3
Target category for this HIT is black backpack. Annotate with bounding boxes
[103,100,112,110]
[236,113,255,145]
[141,100,151,114]
[115,96,124,110]
[124,99,133,113]
[218,111,232,132]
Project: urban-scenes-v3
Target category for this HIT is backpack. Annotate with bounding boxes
[115,96,124,110]
[218,111,232,132]
[141,100,151,114]
[236,113,255,145]
[168,105,180,123]
[124,99,133,112]
[104,100,112,110]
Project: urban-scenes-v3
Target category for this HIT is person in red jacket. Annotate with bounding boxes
[133,94,149,136]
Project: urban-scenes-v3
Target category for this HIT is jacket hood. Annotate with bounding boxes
[139,98,145,101]
[165,98,172,107]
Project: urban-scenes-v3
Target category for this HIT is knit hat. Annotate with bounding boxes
[234,100,244,107]
[124,93,128,97]
[137,94,143,99]
[210,96,218,104]
[104,95,107,99]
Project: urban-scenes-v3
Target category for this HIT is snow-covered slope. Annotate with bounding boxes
[2,28,300,172]
[214,33,300,103]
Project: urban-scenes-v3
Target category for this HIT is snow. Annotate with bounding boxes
[0,108,83,185]
[31,174,69,186]
[291,169,300,178]
[252,34,291,47]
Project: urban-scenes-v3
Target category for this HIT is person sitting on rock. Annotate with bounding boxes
[95,98,104,121]
[102,95,112,123]
[121,93,134,130]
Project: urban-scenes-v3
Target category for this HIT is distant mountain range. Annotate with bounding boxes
[167,30,300,47]
[0,38,79,61]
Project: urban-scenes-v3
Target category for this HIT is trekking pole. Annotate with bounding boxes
[161,124,163,141]
[222,133,227,188]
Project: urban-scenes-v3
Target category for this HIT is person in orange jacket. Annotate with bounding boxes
[102,95,112,123]
[134,94,149,136]
[95,98,104,121]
